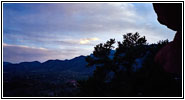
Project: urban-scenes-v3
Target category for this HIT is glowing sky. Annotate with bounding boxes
[3,3,176,63]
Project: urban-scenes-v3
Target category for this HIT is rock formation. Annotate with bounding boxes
[153,3,182,74]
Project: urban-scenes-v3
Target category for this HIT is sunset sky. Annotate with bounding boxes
[3,3,176,63]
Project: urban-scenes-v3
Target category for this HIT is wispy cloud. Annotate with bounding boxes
[52,37,100,46]
[79,37,99,44]
[3,3,175,45]
[3,43,48,50]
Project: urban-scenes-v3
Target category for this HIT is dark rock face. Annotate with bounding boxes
[153,3,182,31]
[153,3,182,74]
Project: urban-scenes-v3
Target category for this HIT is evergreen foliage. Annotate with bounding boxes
[78,32,181,97]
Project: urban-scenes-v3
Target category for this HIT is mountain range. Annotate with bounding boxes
[3,55,96,83]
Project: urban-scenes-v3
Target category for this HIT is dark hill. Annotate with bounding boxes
[3,55,95,82]
[3,62,12,66]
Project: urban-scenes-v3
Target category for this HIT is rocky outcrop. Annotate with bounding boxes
[153,3,182,74]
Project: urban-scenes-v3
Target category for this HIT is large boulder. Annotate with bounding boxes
[153,3,182,74]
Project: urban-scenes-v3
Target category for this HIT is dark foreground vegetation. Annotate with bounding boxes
[3,33,182,97]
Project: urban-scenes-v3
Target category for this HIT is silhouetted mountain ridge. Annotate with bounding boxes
[3,55,95,83]
[3,62,12,66]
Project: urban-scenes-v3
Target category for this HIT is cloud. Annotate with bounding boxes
[52,37,100,46]
[3,43,50,63]
[3,3,175,45]
[3,43,47,50]
[3,3,141,37]
[79,37,99,44]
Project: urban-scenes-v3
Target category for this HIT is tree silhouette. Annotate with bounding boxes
[114,32,147,76]
[86,39,115,82]
[86,32,148,82]
[121,32,146,47]
[80,32,180,97]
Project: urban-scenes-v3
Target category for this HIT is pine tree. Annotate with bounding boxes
[86,39,115,82]
[114,32,147,76]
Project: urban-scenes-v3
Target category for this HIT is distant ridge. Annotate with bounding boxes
[3,62,12,66]
[3,55,95,82]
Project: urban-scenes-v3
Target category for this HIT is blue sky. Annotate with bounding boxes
[3,3,176,63]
